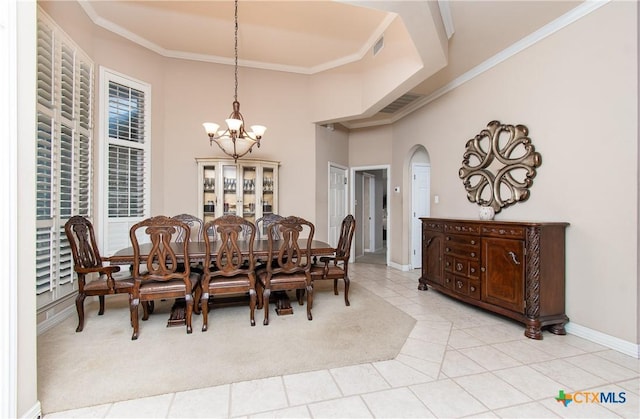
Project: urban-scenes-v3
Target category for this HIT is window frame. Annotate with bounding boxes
[97,67,151,255]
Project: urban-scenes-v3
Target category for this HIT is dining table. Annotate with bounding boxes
[109,238,335,325]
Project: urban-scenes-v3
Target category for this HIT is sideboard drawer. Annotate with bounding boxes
[444,255,480,280]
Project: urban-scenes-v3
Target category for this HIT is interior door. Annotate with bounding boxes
[328,164,348,248]
[363,174,374,252]
[411,164,430,269]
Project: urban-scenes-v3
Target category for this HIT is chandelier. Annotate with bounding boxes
[203,0,266,162]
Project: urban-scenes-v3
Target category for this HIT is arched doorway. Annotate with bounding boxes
[409,147,431,269]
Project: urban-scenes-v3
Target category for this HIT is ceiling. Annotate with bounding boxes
[78,0,582,128]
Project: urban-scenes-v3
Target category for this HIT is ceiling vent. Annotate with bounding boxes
[373,35,384,56]
[379,93,422,114]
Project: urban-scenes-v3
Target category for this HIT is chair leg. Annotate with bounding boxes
[193,286,202,315]
[263,288,271,325]
[141,301,151,321]
[75,293,86,333]
[296,289,304,305]
[98,295,106,315]
[306,284,313,320]
[131,299,140,340]
[256,281,264,309]
[249,289,256,326]
[185,296,193,334]
[344,276,350,306]
[201,293,209,332]
[333,279,339,296]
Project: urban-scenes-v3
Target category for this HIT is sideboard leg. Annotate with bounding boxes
[549,322,567,335]
[418,278,428,291]
[524,320,543,340]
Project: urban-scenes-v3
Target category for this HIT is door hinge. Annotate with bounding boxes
[344,178,347,185]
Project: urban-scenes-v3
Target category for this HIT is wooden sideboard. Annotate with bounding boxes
[419,218,569,339]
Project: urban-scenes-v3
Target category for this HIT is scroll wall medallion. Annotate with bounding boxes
[459,120,541,214]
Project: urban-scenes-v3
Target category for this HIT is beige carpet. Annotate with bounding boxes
[38,281,415,414]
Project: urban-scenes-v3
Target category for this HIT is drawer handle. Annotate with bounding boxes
[470,286,476,292]
[446,278,451,283]
[507,251,521,265]
[470,252,476,257]
[456,281,463,289]
[470,240,476,245]
[445,247,451,252]
[456,263,463,271]
[470,267,475,273]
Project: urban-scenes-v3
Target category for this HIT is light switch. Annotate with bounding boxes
[434,195,439,204]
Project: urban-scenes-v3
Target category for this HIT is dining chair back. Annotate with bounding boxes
[310,214,356,306]
[255,213,284,240]
[172,213,205,279]
[64,215,134,332]
[256,216,315,325]
[171,213,204,242]
[200,215,257,330]
[129,215,201,340]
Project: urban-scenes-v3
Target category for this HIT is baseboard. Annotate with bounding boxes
[22,400,41,419]
[566,322,640,359]
[37,303,75,335]
[388,261,411,271]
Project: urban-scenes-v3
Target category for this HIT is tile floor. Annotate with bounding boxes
[44,263,639,418]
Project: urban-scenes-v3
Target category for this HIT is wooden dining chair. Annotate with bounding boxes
[171,213,204,242]
[310,214,356,306]
[201,215,257,331]
[256,216,315,325]
[64,215,134,332]
[255,213,284,240]
[171,213,205,312]
[129,215,201,340]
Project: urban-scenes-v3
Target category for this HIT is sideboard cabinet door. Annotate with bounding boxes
[419,221,443,290]
[481,237,525,313]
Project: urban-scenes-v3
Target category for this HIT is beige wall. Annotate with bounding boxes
[350,1,639,344]
[315,124,350,242]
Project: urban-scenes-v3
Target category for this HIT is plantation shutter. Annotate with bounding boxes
[101,71,151,255]
[35,10,94,309]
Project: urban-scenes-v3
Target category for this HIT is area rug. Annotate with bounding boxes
[37,281,416,414]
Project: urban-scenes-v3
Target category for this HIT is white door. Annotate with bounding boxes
[328,164,348,247]
[411,164,430,269]
[363,174,375,252]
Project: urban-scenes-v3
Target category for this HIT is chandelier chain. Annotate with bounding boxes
[234,0,238,102]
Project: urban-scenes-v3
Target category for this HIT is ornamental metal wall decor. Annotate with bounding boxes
[459,120,541,214]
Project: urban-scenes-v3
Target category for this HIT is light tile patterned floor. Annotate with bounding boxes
[44,263,639,418]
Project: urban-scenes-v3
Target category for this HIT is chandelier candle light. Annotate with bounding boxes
[203,0,266,162]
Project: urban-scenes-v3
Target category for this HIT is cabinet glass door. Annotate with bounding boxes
[240,165,257,224]
[222,163,238,216]
[202,164,217,224]
[262,166,275,216]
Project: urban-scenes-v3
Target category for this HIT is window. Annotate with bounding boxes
[99,69,151,255]
[35,11,94,309]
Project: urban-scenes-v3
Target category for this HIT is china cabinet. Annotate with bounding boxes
[196,158,279,228]
[419,218,569,339]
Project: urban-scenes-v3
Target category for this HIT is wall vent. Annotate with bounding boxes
[379,93,422,114]
[373,35,384,56]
